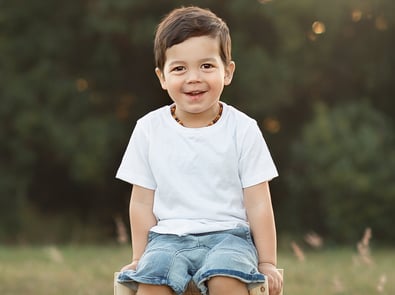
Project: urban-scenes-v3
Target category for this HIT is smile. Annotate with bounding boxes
[185,90,206,96]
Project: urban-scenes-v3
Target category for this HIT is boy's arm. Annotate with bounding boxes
[121,184,157,271]
[244,181,283,295]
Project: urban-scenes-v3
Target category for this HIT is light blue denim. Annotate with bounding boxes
[117,227,265,295]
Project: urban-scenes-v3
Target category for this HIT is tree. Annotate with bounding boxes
[1,0,394,243]
[285,102,395,243]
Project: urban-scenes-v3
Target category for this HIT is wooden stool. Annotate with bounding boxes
[114,269,283,295]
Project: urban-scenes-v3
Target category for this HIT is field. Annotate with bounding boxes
[0,244,393,295]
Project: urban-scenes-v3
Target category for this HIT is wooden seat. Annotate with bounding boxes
[114,269,283,295]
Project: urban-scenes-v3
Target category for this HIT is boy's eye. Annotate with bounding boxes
[171,66,185,72]
[201,63,214,69]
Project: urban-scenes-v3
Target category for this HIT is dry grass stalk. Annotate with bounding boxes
[291,241,305,262]
[377,274,387,293]
[356,227,373,265]
[332,275,345,293]
[361,227,372,247]
[304,231,323,248]
[114,215,129,245]
[45,246,64,263]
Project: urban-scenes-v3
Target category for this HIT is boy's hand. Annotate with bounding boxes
[258,263,283,295]
[120,260,139,272]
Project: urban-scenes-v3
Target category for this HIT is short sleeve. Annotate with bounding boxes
[116,120,157,189]
[239,121,278,188]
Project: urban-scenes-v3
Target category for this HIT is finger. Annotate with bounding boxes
[270,285,280,295]
[120,264,135,272]
[269,277,281,295]
[267,275,276,294]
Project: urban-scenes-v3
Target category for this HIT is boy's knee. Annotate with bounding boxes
[207,276,248,295]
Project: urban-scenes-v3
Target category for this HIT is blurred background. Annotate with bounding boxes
[1,0,394,246]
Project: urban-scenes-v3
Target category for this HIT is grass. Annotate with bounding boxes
[0,245,126,295]
[0,244,394,295]
[279,247,394,295]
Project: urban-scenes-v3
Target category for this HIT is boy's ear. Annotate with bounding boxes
[155,67,167,90]
[224,61,235,86]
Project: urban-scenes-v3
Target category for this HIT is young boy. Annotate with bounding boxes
[116,6,283,295]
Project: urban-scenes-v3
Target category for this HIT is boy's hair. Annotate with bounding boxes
[154,6,232,71]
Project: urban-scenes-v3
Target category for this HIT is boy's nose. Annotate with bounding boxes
[186,69,202,83]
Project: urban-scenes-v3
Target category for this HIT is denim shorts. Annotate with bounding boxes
[117,227,265,295]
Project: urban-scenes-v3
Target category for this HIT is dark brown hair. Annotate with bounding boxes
[154,6,232,70]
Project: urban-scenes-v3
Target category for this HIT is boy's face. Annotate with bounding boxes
[155,35,235,126]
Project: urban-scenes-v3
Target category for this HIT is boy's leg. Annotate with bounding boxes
[193,228,265,294]
[137,283,174,295]
[119,232,195,294]
[207,276,249,295]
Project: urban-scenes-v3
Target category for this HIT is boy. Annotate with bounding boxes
[116,6,283,295]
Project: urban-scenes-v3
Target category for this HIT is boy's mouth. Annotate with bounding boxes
[185,90,206,96]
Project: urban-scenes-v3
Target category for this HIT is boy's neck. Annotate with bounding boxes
[171,103,223,128]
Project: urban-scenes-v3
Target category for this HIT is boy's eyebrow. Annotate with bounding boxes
[167,57,220,66]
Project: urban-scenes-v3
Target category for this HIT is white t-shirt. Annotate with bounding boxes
[116,102,278,236]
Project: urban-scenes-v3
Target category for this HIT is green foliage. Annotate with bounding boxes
[0,1,127,239]
[1,0,394,243]
[286,102,395,242]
